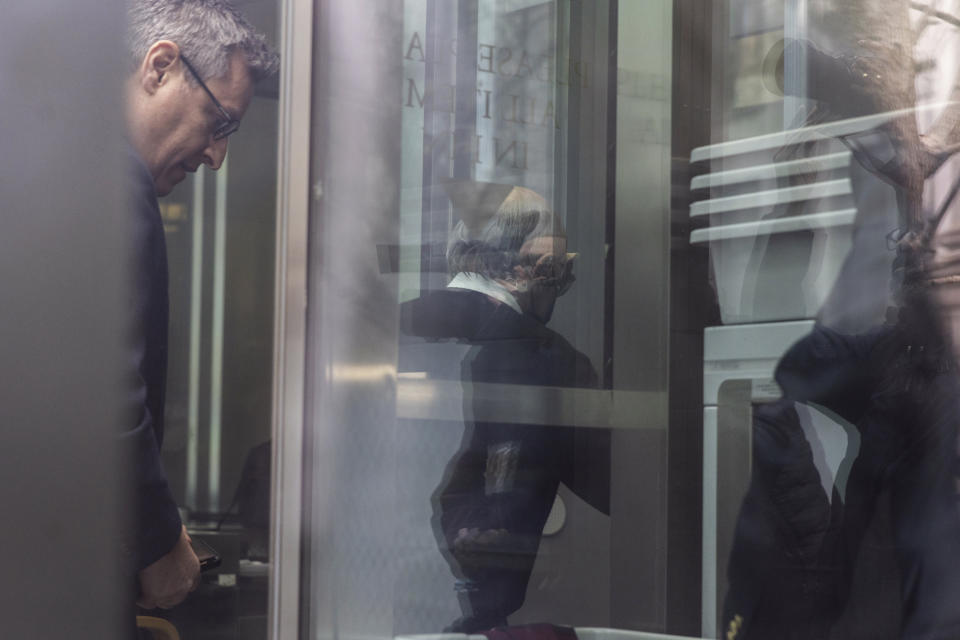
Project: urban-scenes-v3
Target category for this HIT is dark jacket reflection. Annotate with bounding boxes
[400,184,610,632]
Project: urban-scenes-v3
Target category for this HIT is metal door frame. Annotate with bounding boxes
[269,0,314,637]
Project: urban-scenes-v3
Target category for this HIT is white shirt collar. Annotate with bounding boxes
[447,272,523,314]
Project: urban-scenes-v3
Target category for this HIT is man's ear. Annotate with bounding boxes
[138,40,181,95]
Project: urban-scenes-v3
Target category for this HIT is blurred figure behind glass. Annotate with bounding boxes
[400,184,610,632]
[722,37,960,637]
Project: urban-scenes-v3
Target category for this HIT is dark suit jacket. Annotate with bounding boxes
[723,313,960,640]
[121,147,182,572]
[400,288,610,629]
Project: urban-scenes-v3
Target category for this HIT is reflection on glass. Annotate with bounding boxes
[288,0,960,638]
[400,185,610,631]
[305,0,670,636]
[714,4,960,637]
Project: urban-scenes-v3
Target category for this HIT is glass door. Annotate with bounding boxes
[291,0,677,636]
[272,0,960,638]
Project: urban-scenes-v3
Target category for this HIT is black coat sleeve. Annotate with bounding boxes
[120,153,182,571]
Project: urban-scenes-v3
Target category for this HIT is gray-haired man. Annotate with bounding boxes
[122,0,277,611]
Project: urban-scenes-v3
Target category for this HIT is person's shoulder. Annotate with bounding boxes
[538,326,598,387]
[400,288,496,340]
[477,317,598,387]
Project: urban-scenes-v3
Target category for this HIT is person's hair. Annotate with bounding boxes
[447,186,565,279]
[127,0,279,84]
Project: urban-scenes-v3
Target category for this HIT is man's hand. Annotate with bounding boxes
[137,525,201,609]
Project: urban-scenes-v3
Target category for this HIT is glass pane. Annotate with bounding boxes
[300,0,960,638]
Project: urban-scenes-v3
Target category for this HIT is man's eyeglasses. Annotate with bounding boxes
[180,54,240,140]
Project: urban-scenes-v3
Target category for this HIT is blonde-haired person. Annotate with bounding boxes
[400,183,609,631]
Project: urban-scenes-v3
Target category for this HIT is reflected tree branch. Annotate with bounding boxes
[910,1,960,30]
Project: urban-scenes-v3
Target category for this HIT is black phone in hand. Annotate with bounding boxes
[190,536,222,572]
